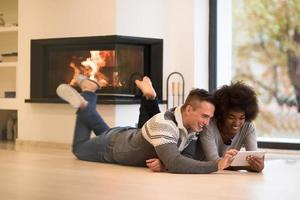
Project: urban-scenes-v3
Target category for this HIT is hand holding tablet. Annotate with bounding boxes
[230,151,265,167]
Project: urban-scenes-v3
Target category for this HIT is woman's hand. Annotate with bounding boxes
[246,155,265,172]
[146,158,165,172]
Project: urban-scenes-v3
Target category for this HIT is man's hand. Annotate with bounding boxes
[246,155,264,172]
[146,158,165,172]
[218,149,238,170]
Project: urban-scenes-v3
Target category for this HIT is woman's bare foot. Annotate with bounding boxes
[135,76,157,100]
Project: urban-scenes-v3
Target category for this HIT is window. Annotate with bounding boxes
[209,0,300,149]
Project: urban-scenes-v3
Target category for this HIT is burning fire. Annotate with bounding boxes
[69,50,122,88]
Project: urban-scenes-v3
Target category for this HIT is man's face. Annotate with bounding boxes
[222,111,246,135]
[184,101,215,132]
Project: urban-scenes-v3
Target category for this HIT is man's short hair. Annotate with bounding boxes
[182,88,215,110]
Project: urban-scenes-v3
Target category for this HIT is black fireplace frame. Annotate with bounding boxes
[25,35,163,104]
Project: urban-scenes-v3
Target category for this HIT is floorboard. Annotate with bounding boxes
[0,142,299,200]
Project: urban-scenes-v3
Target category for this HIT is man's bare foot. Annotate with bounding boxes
[135,76,156,100]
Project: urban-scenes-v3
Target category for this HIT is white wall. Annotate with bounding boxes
[116,0,165,38]
[17,0,209,143]
[18,0,118,142]
[162,0,198,97]
[117,0,210,95]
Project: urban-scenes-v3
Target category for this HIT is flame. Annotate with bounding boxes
[68,50,122,88]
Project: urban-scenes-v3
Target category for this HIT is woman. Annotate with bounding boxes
[199,82,264,172]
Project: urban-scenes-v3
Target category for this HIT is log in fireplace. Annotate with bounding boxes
[25,35,163,104]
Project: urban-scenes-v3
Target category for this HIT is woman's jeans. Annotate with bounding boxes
[72,91,160,162]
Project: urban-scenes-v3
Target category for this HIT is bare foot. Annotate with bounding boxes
[80,79,99,92]
[135,76,157,100]
[99,79,109,88]
[75,75,100,92]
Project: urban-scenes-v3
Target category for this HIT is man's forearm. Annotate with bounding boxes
[155,143,218,174]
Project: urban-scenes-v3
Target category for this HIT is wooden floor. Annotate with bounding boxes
[0,142,299,200]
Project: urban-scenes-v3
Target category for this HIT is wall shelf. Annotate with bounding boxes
[0,26,18,33]
[0,61,17,67]
[0,98,18,110]
[0,0,19,143]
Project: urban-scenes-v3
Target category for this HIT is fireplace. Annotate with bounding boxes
[25,35,163,104]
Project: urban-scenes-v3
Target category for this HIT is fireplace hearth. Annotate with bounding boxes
[25,35,163,104]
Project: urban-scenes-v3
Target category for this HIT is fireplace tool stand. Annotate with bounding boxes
[166,72,185,109]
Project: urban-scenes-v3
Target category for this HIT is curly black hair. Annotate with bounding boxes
[212,82,259,122]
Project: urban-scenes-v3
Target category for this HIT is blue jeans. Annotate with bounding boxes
[72,91,160,163]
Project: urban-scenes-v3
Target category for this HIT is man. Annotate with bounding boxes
[56,75,235,174]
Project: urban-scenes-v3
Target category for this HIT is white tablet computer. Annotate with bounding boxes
[230,151,265,167]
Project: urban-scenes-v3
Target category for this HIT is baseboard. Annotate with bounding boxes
[15,139,71,150]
